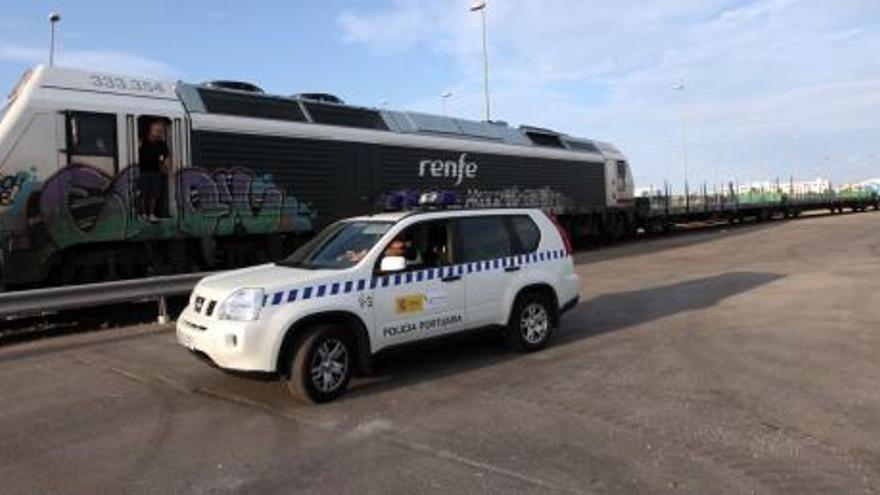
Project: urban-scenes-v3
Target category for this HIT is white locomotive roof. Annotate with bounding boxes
[18,66,624,163]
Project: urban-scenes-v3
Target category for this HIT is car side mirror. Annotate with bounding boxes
[380,256,406,273]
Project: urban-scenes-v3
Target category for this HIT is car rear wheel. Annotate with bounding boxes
[285,325,353,403]
[505,292,556,352]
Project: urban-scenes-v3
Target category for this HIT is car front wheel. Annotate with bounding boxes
[285,325,354,404]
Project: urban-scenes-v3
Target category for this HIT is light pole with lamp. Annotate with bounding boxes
[470,0,491,121]
[48,12,61,67]
[672,81,690,210]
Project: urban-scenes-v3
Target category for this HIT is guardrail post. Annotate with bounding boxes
[157,295,169,325]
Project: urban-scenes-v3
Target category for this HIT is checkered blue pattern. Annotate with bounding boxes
[263,248,568,307]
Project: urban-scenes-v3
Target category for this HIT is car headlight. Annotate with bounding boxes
[218,288,264,321]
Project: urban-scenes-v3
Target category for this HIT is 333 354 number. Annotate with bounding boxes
[90,75,166,93]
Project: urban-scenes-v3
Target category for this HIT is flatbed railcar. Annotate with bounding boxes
[0,66,635,288]
[636,187,879,232]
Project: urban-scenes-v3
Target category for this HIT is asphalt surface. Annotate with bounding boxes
[2,211,880,494]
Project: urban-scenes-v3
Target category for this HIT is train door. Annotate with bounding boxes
[125,113,186,227]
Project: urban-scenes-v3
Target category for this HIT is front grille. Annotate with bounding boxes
[206,300,216,317]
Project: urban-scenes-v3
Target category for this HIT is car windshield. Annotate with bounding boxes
[278,220,393,269]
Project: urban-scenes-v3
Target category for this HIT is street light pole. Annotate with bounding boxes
[48,12,61,67]
[673,81,690,210]
[470,1,491,121]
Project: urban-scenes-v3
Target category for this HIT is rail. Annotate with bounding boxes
[0,272,212,322]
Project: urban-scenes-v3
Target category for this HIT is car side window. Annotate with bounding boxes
[377,219,452,271]
[509,215,541,254]
[457,216,514,263]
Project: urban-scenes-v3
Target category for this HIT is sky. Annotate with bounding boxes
[1,0,879,190]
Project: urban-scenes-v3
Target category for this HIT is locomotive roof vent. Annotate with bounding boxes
[294,93,345,105]
[521,125,565,148]
[519,124,560,135]
[565,139,600,153]
[202,80,265,93]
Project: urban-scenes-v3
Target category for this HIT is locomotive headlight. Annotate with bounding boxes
[219,288,264,321]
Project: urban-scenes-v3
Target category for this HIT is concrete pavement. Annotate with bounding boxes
[2,212,880,494]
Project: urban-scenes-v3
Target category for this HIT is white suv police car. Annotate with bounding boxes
[177,208,580,403]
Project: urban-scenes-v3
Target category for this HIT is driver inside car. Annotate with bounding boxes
[384,234,424,267]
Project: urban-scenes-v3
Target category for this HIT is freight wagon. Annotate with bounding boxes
[0,66,634,288]
[636,185,878,232]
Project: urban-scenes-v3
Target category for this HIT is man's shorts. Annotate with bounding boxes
[139,170,163,200]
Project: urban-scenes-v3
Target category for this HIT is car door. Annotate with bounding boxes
[454,215,520,327]
[371,218,468,349]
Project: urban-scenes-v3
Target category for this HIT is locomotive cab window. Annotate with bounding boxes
[617,161,628,180]
[64,111,118,175]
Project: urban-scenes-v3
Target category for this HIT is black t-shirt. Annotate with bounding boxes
[139,140,169,173]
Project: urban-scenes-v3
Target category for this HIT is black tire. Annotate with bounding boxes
[285,324,354,404]
[505,291,556,352]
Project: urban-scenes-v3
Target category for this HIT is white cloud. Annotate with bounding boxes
[0,43,178,79]
[339,0,880,187]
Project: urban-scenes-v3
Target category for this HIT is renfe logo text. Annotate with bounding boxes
[419,153,478,186]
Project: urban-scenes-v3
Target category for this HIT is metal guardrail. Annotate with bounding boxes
[0,272,212,321]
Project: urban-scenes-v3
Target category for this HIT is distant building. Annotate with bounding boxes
[736,178,830,195]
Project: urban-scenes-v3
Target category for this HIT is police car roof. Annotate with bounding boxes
[347,211,412,223]
[346,208,540,224]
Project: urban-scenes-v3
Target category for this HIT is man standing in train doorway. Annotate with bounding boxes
[139,119,169,223]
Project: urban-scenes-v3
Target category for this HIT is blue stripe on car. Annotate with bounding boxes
[268,246,567,308]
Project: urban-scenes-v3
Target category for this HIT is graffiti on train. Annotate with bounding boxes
[0,170,33,211]
[464,187,574,210]
[176,167,313,235]
[26,164,313,249]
